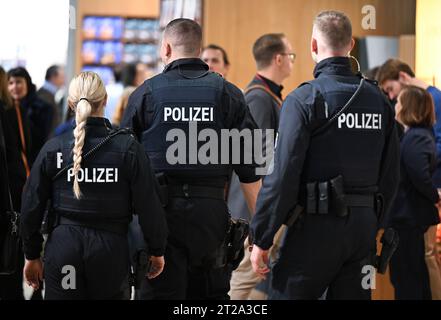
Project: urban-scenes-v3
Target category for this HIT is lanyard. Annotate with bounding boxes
[14,103,30,177]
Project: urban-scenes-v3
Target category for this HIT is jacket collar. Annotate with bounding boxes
[313,57,354,78]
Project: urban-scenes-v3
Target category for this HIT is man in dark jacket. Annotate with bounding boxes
[250,11,400,300]
[229,33,294,300]
[37,65,65,131]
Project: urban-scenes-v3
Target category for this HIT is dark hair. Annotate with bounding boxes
[203,44,230,66]
[45,65,60,81]
[376,59,415,86]
[164,18,202,56]
[121,63,137,87]
[398,86,435,128]
[252,33,286,70]
[8,67,36,96]
[314,11,352,52]
[0,66,12,108]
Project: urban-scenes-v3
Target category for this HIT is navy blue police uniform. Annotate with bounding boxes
[121,58,260,300]
[20,117,167,299]
[250,57,400,300]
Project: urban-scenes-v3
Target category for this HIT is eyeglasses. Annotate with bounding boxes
[281,52,296,62]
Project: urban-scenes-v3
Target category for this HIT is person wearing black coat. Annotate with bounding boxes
[8,67,54,164]
[387,86,441,300]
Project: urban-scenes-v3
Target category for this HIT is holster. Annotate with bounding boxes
[330,175,348,217]
[129,249,151,289]
[376,228,399,274]
[210,218,249,270]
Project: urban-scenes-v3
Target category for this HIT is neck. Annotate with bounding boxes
[316,52,348,64]
[90,106,104,117]
[257,69,283,86]
[166,54,198,66]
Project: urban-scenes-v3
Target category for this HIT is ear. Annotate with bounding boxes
[166,43,172,58]
[103,94,108,108]
[398,71,411,83]
[311,37,318,54]
[275,53,283,66]
[349,38,355,52]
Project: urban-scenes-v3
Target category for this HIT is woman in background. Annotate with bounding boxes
[8,67,53,163]
[0,66,27,300]
[387,86,441,300]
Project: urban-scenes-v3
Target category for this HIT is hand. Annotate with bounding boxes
[399,71,430,90]
[250,245,270,279]
[147,255,165,279]
[23,258,43,290]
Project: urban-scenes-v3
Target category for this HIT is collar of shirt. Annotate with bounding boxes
[313,56,354,79]
[85,116,112,128]
[255,74,283,99]
[163,58,209,73]
[42,81,58,95]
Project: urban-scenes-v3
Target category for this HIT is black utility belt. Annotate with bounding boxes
[303,175,381,217]
[58,216,128,235]
[167,184,225,200]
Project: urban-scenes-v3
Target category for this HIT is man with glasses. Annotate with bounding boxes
[228,33,294,300]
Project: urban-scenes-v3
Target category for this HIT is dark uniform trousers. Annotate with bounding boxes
[269,207,378,300]
[389,226,432,300]
[43,225,130,300]
[149,196,230,300]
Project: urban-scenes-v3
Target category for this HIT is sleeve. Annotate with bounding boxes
[20,142,53,260]
[127,139,168,256]
[401,133,439,203]
[427,86,441,161]
[120,84,149,141]
[250,93,311,250]
[377,100,401,223]
[246,90,275,130]
[223,83,261,183]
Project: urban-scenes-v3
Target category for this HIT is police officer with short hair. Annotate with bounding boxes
[121,18,261,300]
[21,72,167,299]
[250,11,400,300]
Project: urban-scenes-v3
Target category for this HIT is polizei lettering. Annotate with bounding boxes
[67,168,118,183]
[163,106,214,122]
[337,113,382,130]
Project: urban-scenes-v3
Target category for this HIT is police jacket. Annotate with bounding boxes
[121,58,260,185]
[20,117,168,260]
[387,126,440,228]
[251,57,400,250]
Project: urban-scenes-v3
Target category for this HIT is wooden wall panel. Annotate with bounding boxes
[204,0,416,92]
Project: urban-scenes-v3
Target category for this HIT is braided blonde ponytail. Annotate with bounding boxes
[67,72,107,199]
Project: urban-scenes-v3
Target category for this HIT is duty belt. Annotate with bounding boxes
[168,184,225,200]
[344,194,375,208]
[58,216,128,235]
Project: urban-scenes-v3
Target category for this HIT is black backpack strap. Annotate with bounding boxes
[52,128,133,182]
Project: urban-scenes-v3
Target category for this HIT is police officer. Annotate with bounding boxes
[250,11,400,300]
[20,72,167,299]
[121,18,261,300]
